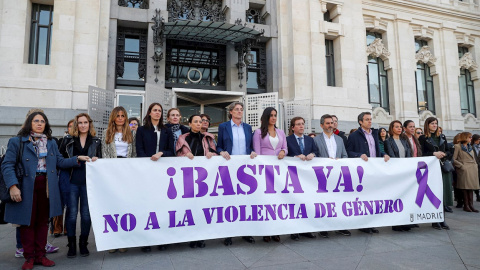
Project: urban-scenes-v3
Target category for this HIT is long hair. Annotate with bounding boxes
[105,106,133,144]
[70,113,96,137]
[260,107,277,138]
[423,117,440,138]
[143,103,164,130]
[458,132,472,145]
[379,127,389,141]
[388,120,407,140]
[403,120,422,156]
[289,116,305,136]
[18,111,52,139]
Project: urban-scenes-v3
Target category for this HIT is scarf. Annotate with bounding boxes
[167,123,181,145]
[461,144,473,154]
[30,132,48,172]
[334,129,340,135]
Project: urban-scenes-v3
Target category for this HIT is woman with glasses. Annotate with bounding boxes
[419,117,452,230]
[2,111,90,270]
[59,113,101,258]
[102,106,136,253]
[452,132,479,213]
[200,114,211,134]
[415,128,424,139]
[128,117,139,133]
[176,114,218,248]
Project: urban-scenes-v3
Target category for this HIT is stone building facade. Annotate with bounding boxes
[0,0,479,150]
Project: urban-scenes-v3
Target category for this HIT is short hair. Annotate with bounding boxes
[200,114,211,127]
[167,108,181,119]
[357,112,371,126]
[423,117,440,138]
[188,114,202,123]
[458,132,472,144]
[289,117,305,135]
[388,120,406,139]
[227,102,244,120]
[331,115,338,120]
[472,134,480,143]
[70,113,96,137]
[129,117,139,124]
[320,114,333,125]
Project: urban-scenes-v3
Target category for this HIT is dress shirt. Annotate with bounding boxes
[294,134,304,154]
[231,120,247,155]
[323,132,337,158]
[362,128,376,157]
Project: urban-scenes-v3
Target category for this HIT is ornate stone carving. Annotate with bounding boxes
[151,9,165,83]
[455,32,475,47]
[464,113,480,129]
[412,25,434,40]
[372,107,393,126]
[363,15,388,33]
[366,38,390,60]
[459,52,478,71]
[168,0,225,22]
[415,46,437,66]
[118,0,148,9]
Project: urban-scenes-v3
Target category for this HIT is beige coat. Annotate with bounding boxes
[453,144,480,190]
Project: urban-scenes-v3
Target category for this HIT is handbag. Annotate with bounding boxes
[440,159,455,173]
[0,137,25,203]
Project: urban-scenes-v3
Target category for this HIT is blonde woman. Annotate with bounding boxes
[101,106,136,253]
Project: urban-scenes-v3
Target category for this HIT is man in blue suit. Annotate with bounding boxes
[286,116,318,240]
[346,111,389,234]
[216,101,256,245]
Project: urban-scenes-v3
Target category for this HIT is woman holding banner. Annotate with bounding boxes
[252,107,288,242]
[419,117,452,230]
[452,132,479,213]
[59,113,101,258]
[385,120,414,231]
[136,103,174,252]
[176,114,218,248]
[2,111,91,270]
[102,106,136,253]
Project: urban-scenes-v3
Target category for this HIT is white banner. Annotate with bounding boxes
[86,156,444,251]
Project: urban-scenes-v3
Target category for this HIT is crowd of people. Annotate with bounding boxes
[1,103,480,270]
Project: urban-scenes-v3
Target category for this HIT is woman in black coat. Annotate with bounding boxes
[418,117,452,230]
[385,120,413,231]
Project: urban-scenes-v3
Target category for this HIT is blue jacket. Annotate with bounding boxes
[286,134,319,157]
[216,121,253,155]
[1,136,79,225]
[346,128,386,158]
[136,126,175,157]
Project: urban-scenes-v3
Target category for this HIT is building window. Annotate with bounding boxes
[366,32,389,111]
[118,0,148,9]
[247,43,267,94]
[459,47,476,116]
[165,40,226,90]
[415,39,435,114]
[116,27,148,90]
[28,4,53,65]
[325,39,335,86]
[246,8,264,24]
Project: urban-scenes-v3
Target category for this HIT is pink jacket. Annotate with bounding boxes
[176,132,218,157]
[252,128,288,156]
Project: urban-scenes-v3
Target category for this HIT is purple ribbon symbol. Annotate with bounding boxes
[415,162,441,209]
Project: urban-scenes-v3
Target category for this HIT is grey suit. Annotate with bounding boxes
[313,132,348,158]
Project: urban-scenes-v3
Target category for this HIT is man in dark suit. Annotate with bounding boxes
[313,114,350,237]
[286,116,318,240]
[346,112,389,234]
[216,102,256,246]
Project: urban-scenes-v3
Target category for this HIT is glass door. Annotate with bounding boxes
[116,92,144,123]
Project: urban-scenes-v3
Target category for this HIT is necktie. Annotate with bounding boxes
[298,137,304,154]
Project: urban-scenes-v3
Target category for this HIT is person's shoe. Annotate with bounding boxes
[272,235,281,242]
[54,233,61,238]
[359,228,372,234]
[15,248,24,258]
[45,242,59,253]
[335,230,351,236]
[290,234,300,241]
[263,236,271,243]
[370,228,379,233]
[141,246,152,252]
[189,242,197,248]
[392,226,403,232]
[79,235,89,257]
[432,223,442,230]
[108,249,118,253]
[242,236,255,244]
[300,232,316,238]
[196,240,206,248]
[224,238,233,246]
[401,226,412,231]
[67,236,76,258]
[119,248,128,253]
[444,206,453,213]
[34,256,55,267]
[157,245,167,250]
[464,205,473,212]
[455,203,463,208]
[319,231,329,238]
[22,258,34,270]
[440,222,450,230]
[412,224,419,228]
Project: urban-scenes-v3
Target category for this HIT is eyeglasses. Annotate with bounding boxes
[416,132,423,135]
[201,119,210,123]
[129,123,138,126]
[33,119,45,124]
